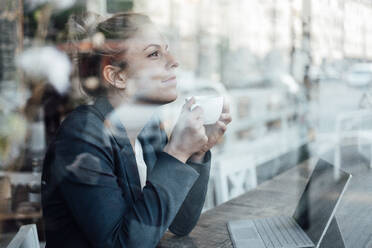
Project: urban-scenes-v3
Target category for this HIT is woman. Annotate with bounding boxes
[41,12,231,248]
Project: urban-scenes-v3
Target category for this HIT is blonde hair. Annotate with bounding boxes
[69,12,152,97]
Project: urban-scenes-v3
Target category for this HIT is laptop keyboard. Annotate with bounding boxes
[253,216,314,248]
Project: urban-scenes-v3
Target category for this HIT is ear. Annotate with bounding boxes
[102,65,127,90]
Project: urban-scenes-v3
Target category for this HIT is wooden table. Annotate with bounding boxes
[158,152,372,248]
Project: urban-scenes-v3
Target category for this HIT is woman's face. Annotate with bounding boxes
[119,23,179,104]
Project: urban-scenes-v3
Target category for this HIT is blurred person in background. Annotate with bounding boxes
[41,12,231,248]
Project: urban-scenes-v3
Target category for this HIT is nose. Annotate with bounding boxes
[166,52,179,69]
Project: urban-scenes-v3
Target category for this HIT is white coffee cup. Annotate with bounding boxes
[189,96,224,125]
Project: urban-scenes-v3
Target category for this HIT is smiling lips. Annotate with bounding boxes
[162,76,177,84]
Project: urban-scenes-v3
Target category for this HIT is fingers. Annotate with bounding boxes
[202,134,208,144]
[196,124,208,148]
[183,97,195,110]
[191,105,204,120]
[216,121,227,134]
[189,103,199,111]
[182,98,205,123]
[187,107,205,132]
[222,97,230,113]
[183,97,204,116]
[201,143,210,153]
[219,113,232,125]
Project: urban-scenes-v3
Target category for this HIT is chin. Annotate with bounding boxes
[158,91,178,104]
[165,90,178,102]
[138,91,178,104]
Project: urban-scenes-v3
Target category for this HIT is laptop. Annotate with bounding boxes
[227,159,352,248]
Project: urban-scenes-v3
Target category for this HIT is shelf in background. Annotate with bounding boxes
[0,211,42,221]
[0,171,41,186]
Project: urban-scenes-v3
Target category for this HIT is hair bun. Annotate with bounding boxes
[68,12,104,42]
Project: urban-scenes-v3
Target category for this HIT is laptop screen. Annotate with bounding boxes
[293,159,351,246]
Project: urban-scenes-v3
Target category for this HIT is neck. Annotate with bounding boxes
[108,94,160,149]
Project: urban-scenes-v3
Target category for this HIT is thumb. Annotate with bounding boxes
[183,96,196,110]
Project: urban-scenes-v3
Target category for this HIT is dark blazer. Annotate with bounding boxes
[41,97,211,248]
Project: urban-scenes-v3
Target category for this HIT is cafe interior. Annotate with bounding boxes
[1,0,372,247]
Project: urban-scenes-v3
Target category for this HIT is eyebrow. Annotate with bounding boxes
[143,44,169,51]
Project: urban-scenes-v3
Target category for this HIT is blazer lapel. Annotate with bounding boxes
[93,97,142,200]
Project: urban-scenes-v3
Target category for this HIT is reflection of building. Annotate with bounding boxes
[311,0,372,64]
[134,0,297,85]
[88,0,372,76]
[311,0,344,64]
[343,0,372,61]
[133,0,372,80]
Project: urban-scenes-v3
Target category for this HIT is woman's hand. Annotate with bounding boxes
[189,98,232,163]
[164,97,208,163]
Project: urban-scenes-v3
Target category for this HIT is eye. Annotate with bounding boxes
[148,50,160,58]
